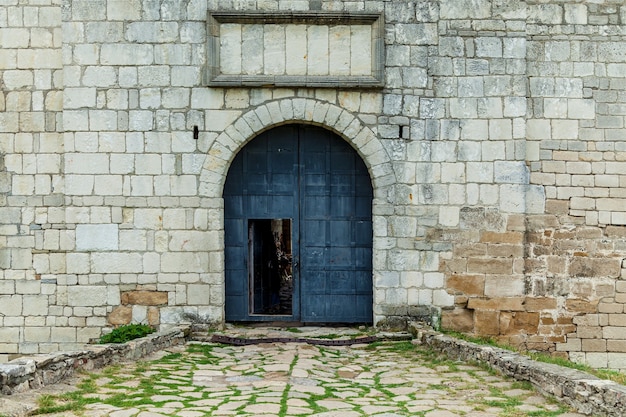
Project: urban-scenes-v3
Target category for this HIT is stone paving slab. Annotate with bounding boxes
[9,326,586,417]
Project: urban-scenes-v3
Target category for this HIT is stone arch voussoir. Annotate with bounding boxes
[199,98,394,198]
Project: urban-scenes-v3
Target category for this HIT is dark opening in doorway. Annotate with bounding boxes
[248,219,293,315]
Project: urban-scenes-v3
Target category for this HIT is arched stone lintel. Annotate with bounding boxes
[199,98,395,198]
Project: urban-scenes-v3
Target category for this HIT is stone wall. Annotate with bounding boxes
[439,0,626,371]
[0,0,64,363]
[0,326,187,396]
[0,0,625,370]
[526,1,626,369]
[414,327,626,417]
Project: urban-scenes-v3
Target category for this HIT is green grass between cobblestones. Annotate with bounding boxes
[31,340,578,416]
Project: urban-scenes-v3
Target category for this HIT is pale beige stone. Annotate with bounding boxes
[220,24,242,74]
[307,25,329,76]
[329,25,351,76]
[285,25,307,75]
[263,25,285,75]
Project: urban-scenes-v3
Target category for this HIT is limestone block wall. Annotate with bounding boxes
[525,0,626,370]
[0,0,63,363]
[0,0,625,371]
[59,0,222,340]
[440,0,626,371]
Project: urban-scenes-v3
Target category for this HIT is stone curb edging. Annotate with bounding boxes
[0,326,189,396]
[414,328,626,417]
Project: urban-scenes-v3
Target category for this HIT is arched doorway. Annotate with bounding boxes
[224,124,373,323]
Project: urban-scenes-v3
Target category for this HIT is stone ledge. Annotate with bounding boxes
[0,326,189,396]
[413,327,626,417]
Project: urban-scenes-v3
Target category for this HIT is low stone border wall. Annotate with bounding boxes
[414,328,626,417]
[0,326,189,396]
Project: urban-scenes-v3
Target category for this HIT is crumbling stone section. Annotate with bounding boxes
[442,212,626,369]
[416,329,626,417]
[440,211,537,343]
[0,327,188,396]
[107,290,169,326]
[526,221,626,369]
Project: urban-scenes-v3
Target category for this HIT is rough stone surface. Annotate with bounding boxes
[0,327,187,396]
[0,0,625,372]
[413,325,626,417]
[0,325,609,417]
[120,291,168,306]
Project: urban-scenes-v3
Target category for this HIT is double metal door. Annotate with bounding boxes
[224,125,373,323]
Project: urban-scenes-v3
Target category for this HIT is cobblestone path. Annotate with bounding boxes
[32,333,585,417]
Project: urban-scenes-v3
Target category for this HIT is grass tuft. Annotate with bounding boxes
[99,324,154,344]
[160,352,183,361]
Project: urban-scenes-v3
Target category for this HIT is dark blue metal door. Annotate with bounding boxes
[224,125,373,323]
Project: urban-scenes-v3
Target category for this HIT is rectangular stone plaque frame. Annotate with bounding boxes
[206,11,384,88]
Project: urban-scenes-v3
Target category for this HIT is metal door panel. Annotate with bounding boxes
[304,174,326,188]
[268,196,295,217]
[303,271,328,295]
[354,295,372,316]
[355,221,373,245]
[301,247,325,269]
[328,247,351,267]
[355,173,371,189]
[326,295,355,317]
[303,176,328,195]
[270,174,295,192]
[302,220,326,244]
[224,219,244,244]
[355,247,372,268]
[299,127,373,323]
[331,153,355,170]
[331,177,353,194]
[225,124,372,323]
[303,295,327,319]
[355,196,372,216]
[329,271,355,293]
[303,196,328,217]
[224,196,244,217]
[269,154,295,171]
[330,196,354,217]
[354,267,372,290]
[246,153,267,172]
[329,220,350,243]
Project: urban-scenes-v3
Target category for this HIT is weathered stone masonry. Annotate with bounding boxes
[437,0,626,370]
[1,0,625,370]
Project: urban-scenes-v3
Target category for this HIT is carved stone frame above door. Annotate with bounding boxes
[206,11,385,88]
